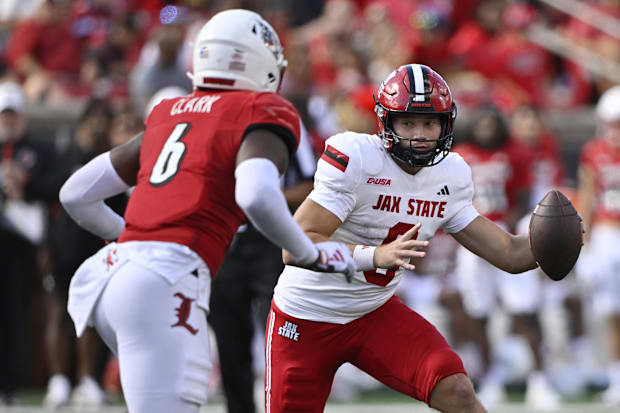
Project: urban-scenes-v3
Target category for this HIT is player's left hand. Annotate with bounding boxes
[308,241,356,282]
[374,223,428,271]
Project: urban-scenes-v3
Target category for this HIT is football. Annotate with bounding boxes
[529,189,583,281]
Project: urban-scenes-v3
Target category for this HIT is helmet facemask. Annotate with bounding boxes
[375,98,456,168]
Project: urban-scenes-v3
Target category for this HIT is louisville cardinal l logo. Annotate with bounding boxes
[171,292,198,335]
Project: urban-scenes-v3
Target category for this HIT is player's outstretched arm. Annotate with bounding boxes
[451,215,537,274]
[235,129,355,277]
[285,198,428,272]
[59,133,143,240]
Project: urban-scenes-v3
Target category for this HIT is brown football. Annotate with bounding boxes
[529,190,583,281]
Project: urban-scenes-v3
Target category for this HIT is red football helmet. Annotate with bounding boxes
[374,64,457,167]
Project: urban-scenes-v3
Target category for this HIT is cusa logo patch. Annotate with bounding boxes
[367,178,391,186]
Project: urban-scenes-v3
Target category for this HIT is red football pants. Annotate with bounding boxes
[265,295,465,412]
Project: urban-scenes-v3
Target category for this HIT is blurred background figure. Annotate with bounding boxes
[4,0,83,106]
[577,85,620,406]
[509,105,603,399]
[452,105,564,410]
[129,22,191,114]
[42,99,121,409]
[509,105,565,209]
[0,81,60,405]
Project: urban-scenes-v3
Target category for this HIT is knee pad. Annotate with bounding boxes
[180,353,212,405]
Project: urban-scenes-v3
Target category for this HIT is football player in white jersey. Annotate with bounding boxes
[267,64,543,413]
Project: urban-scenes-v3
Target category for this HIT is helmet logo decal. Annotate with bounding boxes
[255,20,281,61]
[378,70,397,98]
[229,48,246,71]
[199,46,209,58]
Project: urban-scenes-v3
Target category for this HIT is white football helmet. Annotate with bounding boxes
[189,9,287,93]
[596,85,620,122]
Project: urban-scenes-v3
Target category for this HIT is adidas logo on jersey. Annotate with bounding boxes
[278,321,300,341]
[437,185,450,195]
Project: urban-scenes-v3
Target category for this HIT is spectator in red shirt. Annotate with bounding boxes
[5,0,82,102]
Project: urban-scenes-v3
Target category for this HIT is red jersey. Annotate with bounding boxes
[119,90,301,275]
[524,132,565,209]
[453,140,531,223]
[580,138,620,222]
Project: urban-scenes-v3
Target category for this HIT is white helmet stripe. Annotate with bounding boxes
[412,64,425,102]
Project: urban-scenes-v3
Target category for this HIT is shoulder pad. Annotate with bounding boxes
[441,153,473,190]
[356,133,384,175]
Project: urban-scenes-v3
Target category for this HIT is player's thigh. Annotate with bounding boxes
[498,267,542,314]
[265,302,343,413]
[455,247,497,318]
[96,262,211,413]
[587,226,620,317]
[352,296,466,404]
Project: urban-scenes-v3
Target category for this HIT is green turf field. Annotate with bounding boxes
[2,402,619,413]
[2,388,618,413]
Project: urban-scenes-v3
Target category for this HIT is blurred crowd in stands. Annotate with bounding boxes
[0,0,618,132]
[0,0,618,410]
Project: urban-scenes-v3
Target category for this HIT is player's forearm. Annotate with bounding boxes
[281,230,341,265]
[482,233,537,274]
[453,216,536,274]
[59,153,128,240]
[235,158,318,265]
[507,233,538,273]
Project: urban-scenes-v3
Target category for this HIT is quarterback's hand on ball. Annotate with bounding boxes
[308,241,356,282]
[374,223,428,271]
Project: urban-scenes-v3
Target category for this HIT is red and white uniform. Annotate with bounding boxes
[275,132,478,322]
[578,138,620,317]
[527,133,565,209]
[267,132,478,411]
[120,90,300,276]
[453,140,530,223]
[452,140,534,318]
[580,139,620,223]
[68,90,300,413]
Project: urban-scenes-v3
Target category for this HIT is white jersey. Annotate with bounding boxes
[274,132,479,323]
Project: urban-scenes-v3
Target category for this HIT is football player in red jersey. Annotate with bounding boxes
[57,10,364,413]
[264,64,559,413]
[578,85,620,405]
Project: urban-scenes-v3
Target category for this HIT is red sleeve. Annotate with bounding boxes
[6,20,42,67]
[579,139,598,169]
[246,93,301,156]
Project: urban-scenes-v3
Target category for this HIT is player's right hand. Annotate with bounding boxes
[308,241,356,282]
[374,223,428,271]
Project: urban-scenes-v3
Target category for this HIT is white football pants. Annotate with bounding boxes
[93,261,211,413]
